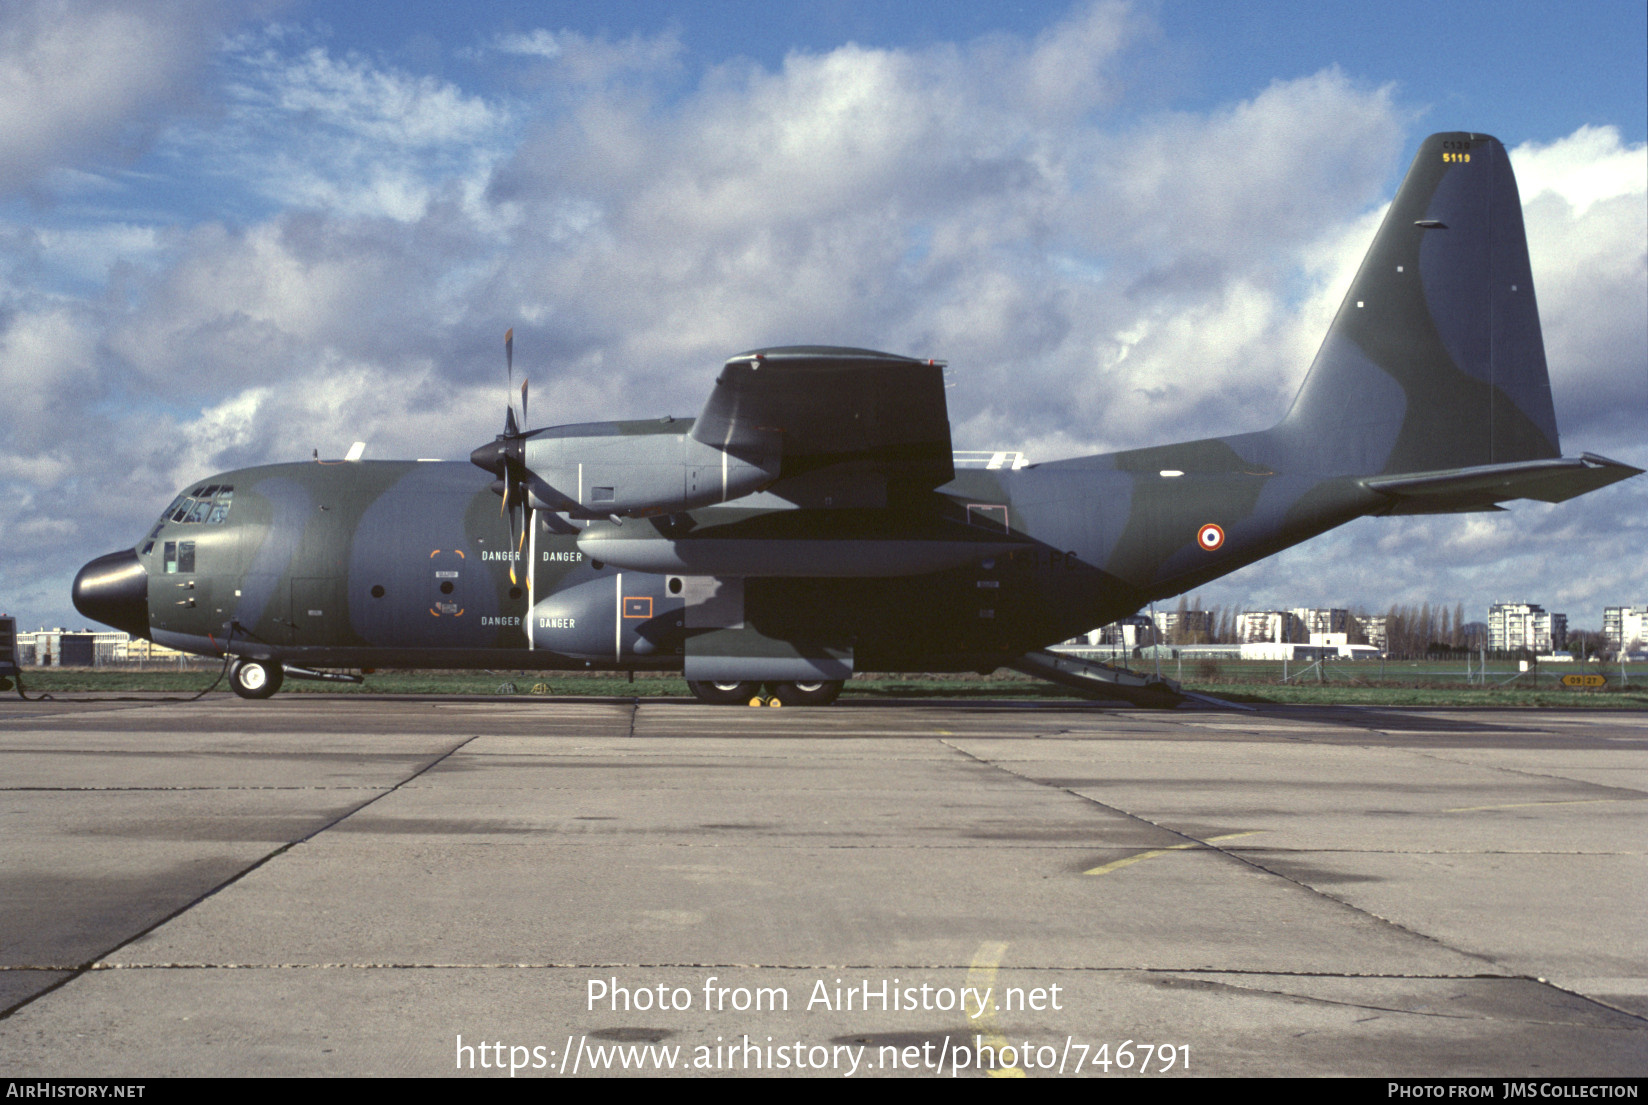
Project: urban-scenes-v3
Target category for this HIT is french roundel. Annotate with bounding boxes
[1197,523,1225,551]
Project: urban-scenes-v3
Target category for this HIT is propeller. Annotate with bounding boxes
[472,328,531,586]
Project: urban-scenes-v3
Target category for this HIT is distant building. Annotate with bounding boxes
[1101,616,1154,649]
[0,616,17,678]
[1293,608,1350,637]
[1488,603,1566,654]
[1059,616,1155,653]
[1238,611,1303,644]
[1153,609,1213,643]
[1355,614,1388,650]
[1603,605,1648,652]
[17,628,189,666]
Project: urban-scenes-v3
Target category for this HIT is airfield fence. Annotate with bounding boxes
[1081,653,1643,693]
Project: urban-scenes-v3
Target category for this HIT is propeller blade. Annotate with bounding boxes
[499,327,527,586]
[508,489,521,585]
[504,328,518,433]
[520,378,528,429]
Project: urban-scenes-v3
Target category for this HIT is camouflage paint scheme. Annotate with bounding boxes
[72,133,1641,695]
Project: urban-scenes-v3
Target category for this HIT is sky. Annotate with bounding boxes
[1,0,1644,634]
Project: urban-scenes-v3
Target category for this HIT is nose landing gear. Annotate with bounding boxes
[229,659,284,700]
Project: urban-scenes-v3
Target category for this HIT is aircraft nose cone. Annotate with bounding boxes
[72,549,149,637]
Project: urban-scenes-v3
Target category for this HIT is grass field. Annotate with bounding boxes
[7,659,1647,708]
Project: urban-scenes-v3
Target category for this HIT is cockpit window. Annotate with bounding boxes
[155,486,235,529]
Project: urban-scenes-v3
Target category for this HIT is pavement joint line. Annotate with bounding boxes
[1531,978,1648,1026]
[1444,797,1647,813]
[0,730,486,1023]
[936,734,1506,972]
[1414,756,1648,809]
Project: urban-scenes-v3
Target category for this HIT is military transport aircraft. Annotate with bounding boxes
[72,132,1641,705]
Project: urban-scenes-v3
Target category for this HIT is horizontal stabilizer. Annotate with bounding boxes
[1363,453,1642,514]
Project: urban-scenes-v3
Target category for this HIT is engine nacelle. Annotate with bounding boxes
[521,421,778,517]
[527,572,684,660]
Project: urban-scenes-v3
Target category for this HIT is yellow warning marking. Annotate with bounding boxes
[1445,798,1640,813]
[1084,831,1263,876]
[965,942,1024,1079]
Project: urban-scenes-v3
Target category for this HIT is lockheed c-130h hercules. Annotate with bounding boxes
[72,132,1641,705]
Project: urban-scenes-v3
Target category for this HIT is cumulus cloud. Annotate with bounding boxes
[1514,125,1647,217]
[0,0,230,197]
[486,25,1405,454]
[177,27,514,221]
[1511,127,1648,456]
[467,25,684,88]
[491,30,561,61]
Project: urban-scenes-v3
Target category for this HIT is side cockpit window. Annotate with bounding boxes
[160,540,196,574]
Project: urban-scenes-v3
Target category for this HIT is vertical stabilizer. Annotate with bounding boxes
[1276,132,1560,476]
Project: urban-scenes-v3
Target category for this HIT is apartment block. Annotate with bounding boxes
[1603,605,1648,651]
[1488,603,1567,654]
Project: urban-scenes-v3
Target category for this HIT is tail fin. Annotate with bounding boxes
[1276,132,1560,476]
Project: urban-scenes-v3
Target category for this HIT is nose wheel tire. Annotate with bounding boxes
[767,680,844,707]
[230,659,284,700]
[686,680,761,705]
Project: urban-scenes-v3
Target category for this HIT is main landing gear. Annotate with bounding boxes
[686,680,844,707]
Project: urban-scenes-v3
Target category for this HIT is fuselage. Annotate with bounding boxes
[71,438,1379,675]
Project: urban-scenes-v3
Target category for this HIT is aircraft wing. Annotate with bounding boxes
[1362,453,1642,514]
[691,346,954,489]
